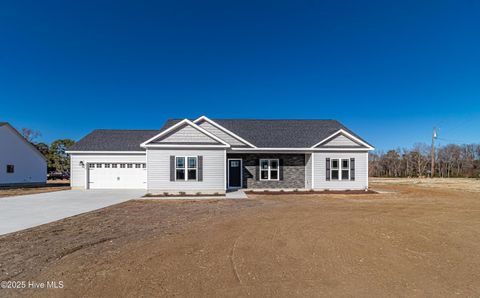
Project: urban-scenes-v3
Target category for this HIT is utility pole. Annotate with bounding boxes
[431,127,437,177]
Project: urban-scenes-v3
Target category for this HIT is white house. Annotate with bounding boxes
[0,122,47,186]
[67,116,374,194]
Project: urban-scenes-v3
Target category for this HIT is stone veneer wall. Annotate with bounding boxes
[227,154,305,189]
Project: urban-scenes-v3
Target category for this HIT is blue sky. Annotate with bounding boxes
[0,0,479,151]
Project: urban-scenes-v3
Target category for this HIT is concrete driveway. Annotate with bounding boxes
[0,189,145,235]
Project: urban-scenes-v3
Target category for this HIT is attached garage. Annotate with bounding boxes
[87,162,147,189]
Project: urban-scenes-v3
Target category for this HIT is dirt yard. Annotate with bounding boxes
[1,179,480,297]
[0,181,70,198]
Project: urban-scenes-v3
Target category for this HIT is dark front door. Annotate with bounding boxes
[228,159,242,188]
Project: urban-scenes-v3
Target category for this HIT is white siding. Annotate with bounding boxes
[313,151,368,190]
[305,153,312,189]
[0,125,46,185]
[147,148,225,194]
[320,134,362,147]
[154,124,219,144]
[70,153,146,189]
[197,121,247,147]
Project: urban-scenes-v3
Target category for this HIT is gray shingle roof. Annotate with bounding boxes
[68,129,160,151]
[162,119,370,148]
[69,119,371,151]
[216,119,366,148]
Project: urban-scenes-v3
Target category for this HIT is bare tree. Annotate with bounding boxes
[369,142,480,178]
[21,128,42,144]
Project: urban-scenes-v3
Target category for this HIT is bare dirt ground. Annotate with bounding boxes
[371,177,480,192]
[0,182,70,198]
[1,179,480,297]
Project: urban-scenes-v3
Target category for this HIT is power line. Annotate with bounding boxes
[437,137,472,144]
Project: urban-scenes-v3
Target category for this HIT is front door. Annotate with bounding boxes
[228,159,242,188]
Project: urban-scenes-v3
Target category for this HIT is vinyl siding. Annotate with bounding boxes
[312,151,368,190]
[0,125,46,185]
[153,124,219,144]
[320,134,362,147]
[147,148,225,193]
[70,153,146,189]
[197,121,248,147]
[305,153,312,189]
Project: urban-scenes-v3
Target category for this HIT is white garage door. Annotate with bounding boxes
[88,163,147,189]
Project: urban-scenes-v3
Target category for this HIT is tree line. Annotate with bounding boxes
[369,143,480,178]
[21,128,75,174]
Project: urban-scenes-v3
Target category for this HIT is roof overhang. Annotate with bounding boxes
[66,151,146,154]
[311,129,374,150]
[140,119,231,148]
[229,147,372,153]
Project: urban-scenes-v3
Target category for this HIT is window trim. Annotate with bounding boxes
[330,158,350,181]
[259,159,280,181]
[175,156,198,181]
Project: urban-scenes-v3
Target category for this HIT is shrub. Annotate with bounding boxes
[163,192,169,196]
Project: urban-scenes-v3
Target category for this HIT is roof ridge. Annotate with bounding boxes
[166,118,339,121]
[212,118,339,121]
[93,128,160,132]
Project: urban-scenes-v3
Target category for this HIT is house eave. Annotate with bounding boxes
[66,150,146,154]
[228,147,373,153]
[142,144,230,149]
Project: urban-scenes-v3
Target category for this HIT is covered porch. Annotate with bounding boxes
[226,153,311,190]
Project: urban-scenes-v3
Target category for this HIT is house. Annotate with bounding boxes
[0,122,47,186]
[66,116,374,194]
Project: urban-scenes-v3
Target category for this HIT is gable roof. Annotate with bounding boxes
[160,119,372,148]
[67,118,373,151]
[140,119,230,148]
[0,122,47,160]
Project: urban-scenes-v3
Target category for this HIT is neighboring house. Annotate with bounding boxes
[67,116,374,194]
[0,122,47,186]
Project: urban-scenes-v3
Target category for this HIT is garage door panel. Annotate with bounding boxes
[88,163,147,189]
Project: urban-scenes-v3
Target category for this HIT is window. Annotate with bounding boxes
[175,156,197,181]
[135,163,141,168]
[142,163,146,168]
[331,159,339,180]
[112,164,118,168]
[330,159,349,180]
[96,163,102,168]
[259,159,279,181]
[176,157,185,180]
[6,165,14,173]
[187,157,197,180]
[104,163,111,168]
[89,163,95,168]
[127,163,133,168]
[120,164,126,168]
[341,159,349,180]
